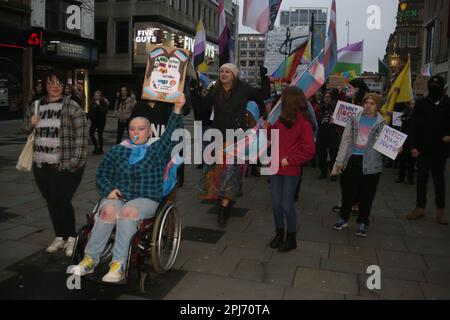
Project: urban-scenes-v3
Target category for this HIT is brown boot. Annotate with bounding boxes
[406,208,425,220]
[437,209,449,225]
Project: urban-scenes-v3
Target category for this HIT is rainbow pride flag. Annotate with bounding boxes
[271,40,307,81]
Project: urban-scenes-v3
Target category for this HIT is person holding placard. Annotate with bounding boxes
[406,76,450,225]
[330,93,386,237]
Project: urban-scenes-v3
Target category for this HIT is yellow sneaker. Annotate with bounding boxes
[68,255,95,276]
[102,261,125,283]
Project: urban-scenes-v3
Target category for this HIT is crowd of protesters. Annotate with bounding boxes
[21,63,449,275]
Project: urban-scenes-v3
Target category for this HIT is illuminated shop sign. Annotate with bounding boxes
[135,28,215,59]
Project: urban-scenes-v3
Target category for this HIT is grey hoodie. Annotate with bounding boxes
[336,111,386,174]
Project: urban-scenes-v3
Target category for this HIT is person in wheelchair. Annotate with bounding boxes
[69,94,185,283]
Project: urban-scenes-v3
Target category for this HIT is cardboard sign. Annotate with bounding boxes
[413,75,430,95]
[373,125,408,160]
[392,111,403,127]
[328,75,346,89]
[331,100,364,127]
[142,45,191,103]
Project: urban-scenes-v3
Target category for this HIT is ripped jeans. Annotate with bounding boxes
[84,198,159,269]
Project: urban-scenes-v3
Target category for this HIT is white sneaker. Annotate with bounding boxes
[65,237,76,257]
[68,255,95,276]
[102,261,125,283]
[46,237,66,253]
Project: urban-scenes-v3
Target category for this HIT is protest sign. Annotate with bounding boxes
[392,111,403,127]
[413,75,430,96]
[331,100,364,127]
[373,125,408,160]
[142,45,191,103]
[328,75,346,89]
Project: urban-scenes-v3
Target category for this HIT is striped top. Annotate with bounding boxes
[33,101,62,165]
[353,115,377,155]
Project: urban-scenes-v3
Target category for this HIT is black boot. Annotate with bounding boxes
[269,229,285,249]
[278,232,297,252]
[92,146,99,155]
[218,205,231,226]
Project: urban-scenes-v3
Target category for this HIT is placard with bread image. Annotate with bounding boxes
[142,44,191,103]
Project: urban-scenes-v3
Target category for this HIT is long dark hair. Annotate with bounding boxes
[280,87,311,128]
[213,76,238,100]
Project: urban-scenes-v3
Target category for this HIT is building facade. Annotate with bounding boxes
[92,0,239,102]
[0,0,32,117]
[28,0,98,112]
[383,0,425,78]
[422,0,450,81]
[238,34,266,86]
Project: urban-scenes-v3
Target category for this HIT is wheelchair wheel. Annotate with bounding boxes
[151,201,181,274]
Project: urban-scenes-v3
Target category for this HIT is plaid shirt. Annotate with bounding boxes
[23,96,88,172]
[96,112,183,202]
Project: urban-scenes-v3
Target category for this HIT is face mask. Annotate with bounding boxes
[428,85,444,102]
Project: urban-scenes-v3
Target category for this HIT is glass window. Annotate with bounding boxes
[399,33,407,48]
[116,21,129,54]
[425,24,434,62]
[249,61,255,67]
[95,21,108,54]
[240,60,246,67]
[408,32,417,48]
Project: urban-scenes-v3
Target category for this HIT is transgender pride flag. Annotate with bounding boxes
[243,0,271,33]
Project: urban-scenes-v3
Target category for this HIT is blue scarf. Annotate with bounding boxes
[128,136,148,165]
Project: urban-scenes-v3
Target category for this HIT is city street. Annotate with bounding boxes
[0,112,449,300]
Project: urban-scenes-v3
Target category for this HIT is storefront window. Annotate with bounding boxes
[116,21,129,54]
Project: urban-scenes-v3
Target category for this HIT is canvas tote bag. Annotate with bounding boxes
[16,100,39,171]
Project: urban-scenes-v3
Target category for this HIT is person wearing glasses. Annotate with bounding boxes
[22,69,88,257]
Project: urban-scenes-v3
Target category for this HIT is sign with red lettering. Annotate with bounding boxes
[373,125,408,160]
[331,100,363,127]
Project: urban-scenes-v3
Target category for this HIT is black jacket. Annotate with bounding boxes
[408,95,450,157]
[88,99,109,121]
[202,80,265,134]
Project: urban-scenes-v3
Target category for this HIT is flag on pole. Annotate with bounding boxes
[271,39,308,80]
[420,64,432,76]
[293,51,325,99]
[378,58,389,76]
[334,41,364,75]
[323,0,337,79]
[312,26,325,60]
[194,20,206,69]
[269,0,283,30]
[381,57,414,124]
[219,0,231,66]
[301,34,312,64]
[243,0,271,34]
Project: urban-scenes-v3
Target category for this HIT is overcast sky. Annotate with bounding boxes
[238,0,398,72]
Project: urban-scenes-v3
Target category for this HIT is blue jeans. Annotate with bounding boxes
[270,175,301,233]
[84,198,159,268]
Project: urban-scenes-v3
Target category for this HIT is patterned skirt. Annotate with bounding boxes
[199,163,247,201]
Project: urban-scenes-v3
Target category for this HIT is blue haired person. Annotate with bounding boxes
[68,94,185,283]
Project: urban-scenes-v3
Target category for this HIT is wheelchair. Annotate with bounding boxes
[70,189,181,294]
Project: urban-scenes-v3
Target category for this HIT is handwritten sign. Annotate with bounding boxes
[142,44,190,103]
[392,111,403,127]
[413,75,430,96]
[331,100,363,127]
[373,125,408,160]
[328,75,346,89]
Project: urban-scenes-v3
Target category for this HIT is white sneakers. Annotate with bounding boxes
[65,237,76,257]
[68,255,95,276]
[46,236,76,257]
[46,237,66,253]
[102,261,125,283]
